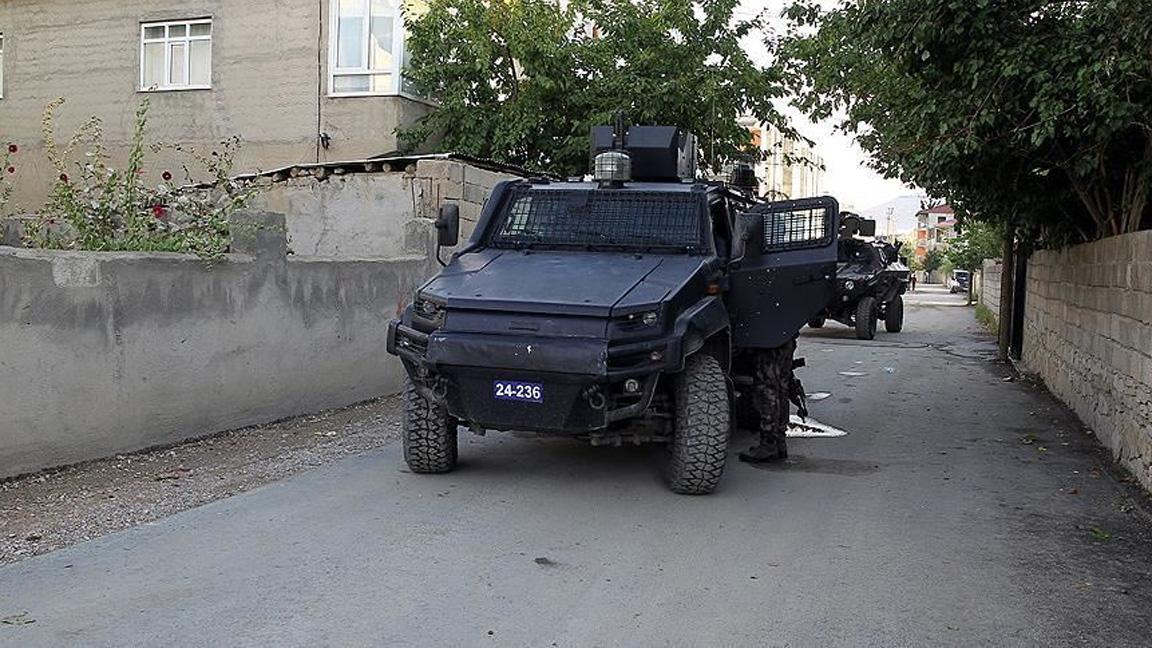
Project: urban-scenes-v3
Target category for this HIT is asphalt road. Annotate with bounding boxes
[2,286,1150,647]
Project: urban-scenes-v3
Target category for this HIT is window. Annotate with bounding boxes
[140,19,212,91]
[329,0,409,96]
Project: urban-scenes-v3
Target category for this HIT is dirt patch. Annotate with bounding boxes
[0,397,403,566]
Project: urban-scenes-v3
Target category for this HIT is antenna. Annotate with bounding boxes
[612,112,627,150]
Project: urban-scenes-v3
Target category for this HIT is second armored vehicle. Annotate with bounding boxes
[808,214,910,340]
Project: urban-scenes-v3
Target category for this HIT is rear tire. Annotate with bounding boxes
[808,316,826,329]
[855,296,877,340]
[664,353,730,495]
[403,379,458,474]
[885,295,905,333]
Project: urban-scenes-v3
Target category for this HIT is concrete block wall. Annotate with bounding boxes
[0,159,521,478]
[980,259,1003,319]
[1021,231,1152,489]
[0,244,433,479]
[253,159,518,259]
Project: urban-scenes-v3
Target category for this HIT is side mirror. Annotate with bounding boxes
[435,203,460,248]
[858,219,877,237]
[729,211,761,267]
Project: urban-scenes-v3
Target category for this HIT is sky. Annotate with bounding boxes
[739,0,920,212]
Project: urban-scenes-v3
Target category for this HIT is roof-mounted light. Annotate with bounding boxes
[593,151,632,186]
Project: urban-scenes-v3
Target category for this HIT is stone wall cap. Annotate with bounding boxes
[0,247,255,264]
[240,152,549,185]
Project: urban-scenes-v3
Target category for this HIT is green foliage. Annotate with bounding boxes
[780,0,1152,243]
[947,220,1001,273]
[974,303,998,334]
[25,98,258,262]
[402,0,795,176]
[0,140,19,215]
[922,248,945,274]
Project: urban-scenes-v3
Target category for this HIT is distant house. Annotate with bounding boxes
[914,204,958,259]
[0,0,434,208]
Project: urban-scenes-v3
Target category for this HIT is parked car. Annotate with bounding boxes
[949,270,971,294]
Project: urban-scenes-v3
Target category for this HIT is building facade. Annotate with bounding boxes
[914,203,957,260]
[0,0,433,209]
[739,119,824,201]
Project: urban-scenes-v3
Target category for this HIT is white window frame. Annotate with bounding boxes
[327,0,407,97]
[139,19,212,92]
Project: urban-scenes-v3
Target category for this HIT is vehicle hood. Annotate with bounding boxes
[422,249,704,317]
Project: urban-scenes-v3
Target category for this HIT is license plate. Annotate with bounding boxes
[493,380,543,403]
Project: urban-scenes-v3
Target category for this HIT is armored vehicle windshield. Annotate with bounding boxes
[487,184,707,254]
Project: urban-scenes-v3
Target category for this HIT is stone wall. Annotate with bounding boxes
[980,258,1003,320]
[1021,231,1152,489]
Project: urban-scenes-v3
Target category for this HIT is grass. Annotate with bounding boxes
[974,303,999,334]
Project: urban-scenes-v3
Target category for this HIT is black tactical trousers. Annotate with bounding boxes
[752,337,798,451]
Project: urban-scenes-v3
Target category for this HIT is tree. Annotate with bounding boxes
[922,248,944,278]
[779,0,1152,244]
[946,221,1002,304]
[401,0,796,176]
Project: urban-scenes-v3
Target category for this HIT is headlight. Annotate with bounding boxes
[623,310,660,327]
[843,280,855,292]
[414,296,446,322]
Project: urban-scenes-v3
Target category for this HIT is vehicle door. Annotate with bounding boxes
[728,196,840,349]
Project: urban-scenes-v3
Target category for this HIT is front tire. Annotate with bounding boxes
[855,296,878,340]
[403,379,458,474]
[664,353,730,495]
[885,295,905,333]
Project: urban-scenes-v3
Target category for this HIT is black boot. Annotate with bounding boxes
[738,435,788,463]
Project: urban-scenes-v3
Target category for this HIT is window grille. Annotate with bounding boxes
[762,207,832,251]
[491,187,705,251]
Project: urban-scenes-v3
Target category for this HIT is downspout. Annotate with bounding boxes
[315,0,324,163]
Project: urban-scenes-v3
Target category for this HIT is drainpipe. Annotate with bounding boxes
[315,0,324,163]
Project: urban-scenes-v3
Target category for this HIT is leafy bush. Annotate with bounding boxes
[24,98,258,261]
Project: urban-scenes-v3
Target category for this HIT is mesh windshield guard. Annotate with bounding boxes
[490,187,705,252]
[762,207,834,251]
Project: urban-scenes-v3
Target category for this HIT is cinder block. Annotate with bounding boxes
[415,159,464,184]
[463,182,490,205]
[431,177,464,201]
[229,210,287,258]
[464,164,517,189]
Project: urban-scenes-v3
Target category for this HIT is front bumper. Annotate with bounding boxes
[387,320,672,433]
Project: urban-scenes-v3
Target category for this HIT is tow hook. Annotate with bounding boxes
[584,385,606,411]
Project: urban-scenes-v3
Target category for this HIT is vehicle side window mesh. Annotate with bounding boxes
[763,208,832,251]
[491,187,703,251]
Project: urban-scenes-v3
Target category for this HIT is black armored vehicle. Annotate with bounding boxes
[388,125,841,494]
[808,214,910,340]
